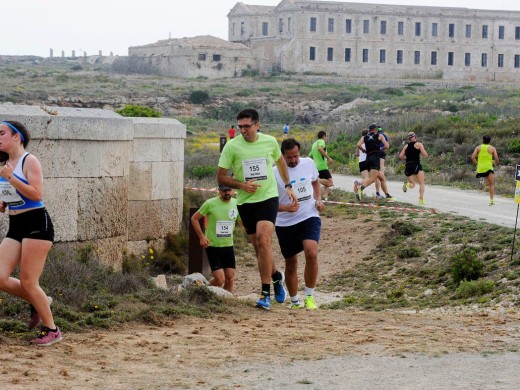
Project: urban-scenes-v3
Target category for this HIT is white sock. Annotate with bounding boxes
[304,287,314,296]
[290,295,300,303]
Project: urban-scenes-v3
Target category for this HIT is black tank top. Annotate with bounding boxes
[405,142,421,163]
[364,132,380,155]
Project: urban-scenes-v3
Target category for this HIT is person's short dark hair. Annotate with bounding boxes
[317,130,327,139]
[362,129,369,136]
[231,125,234,128]
[237,108,259,122]
[281,138,300,154]
[369,123,378,130]
[482,135,491,144]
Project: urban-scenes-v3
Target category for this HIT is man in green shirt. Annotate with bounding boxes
[471,135,499,206]
[191,184,240,293]
[217,108,298,310]
[310,131,333,199]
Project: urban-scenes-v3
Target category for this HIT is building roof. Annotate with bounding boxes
[130,35,249,51]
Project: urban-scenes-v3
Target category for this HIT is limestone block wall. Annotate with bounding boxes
[0,104,185,269]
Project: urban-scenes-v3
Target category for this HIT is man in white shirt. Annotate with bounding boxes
[274,138,324,309]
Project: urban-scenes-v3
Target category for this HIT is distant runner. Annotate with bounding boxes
[471,135,499,206]
[310,131,333,200]
[399,132,429,206]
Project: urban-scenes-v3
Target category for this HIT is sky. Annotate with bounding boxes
[1,0,520,57]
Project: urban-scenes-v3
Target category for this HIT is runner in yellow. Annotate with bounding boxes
[217,108,298,310]
[190,184,240,293]
[471,135,499,206]
[310,131,333,200]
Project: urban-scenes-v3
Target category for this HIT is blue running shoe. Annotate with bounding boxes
[272,271,288,303]
[256,294,271,310]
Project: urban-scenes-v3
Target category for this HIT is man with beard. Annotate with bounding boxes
[274,138,324,310]
[191,184,240,293]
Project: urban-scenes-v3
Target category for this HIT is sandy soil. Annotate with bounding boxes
[2,216,520,389]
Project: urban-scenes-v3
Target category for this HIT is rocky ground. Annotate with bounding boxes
[2,216,520,389]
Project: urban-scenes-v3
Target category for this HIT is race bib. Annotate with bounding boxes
[242,158,268,181]
[293,177,312,202]
[216,221,234,238]
[0,181,25,206]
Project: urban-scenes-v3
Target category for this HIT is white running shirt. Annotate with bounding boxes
[274,157,320,226]
[359,143,367,163]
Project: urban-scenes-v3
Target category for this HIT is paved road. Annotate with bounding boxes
[332,174,518,228]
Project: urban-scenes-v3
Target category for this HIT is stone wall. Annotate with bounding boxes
[0,104,185,269]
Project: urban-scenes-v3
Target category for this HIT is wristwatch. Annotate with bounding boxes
[284,183,292,189]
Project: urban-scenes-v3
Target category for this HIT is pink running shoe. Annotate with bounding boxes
[28,296,54,330]
[31,326,62,346]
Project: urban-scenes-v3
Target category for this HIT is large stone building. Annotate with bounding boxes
[127,35,264,78]
[228,0,520,81]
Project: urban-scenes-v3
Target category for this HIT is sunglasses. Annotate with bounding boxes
[237,122,258,130]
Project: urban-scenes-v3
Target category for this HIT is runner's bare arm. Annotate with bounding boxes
[399,145,407,160]
[216,167,260,192]
[491,146,499,165]
[418,143,428,158]
[190,211,210,248]
[470,146,480,165]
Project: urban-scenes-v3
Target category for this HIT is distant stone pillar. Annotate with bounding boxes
[99,50,102,56]
[61,50,65,58]
[84,52,87,58]
[72,50,76,58]
[110,51,113,57]
[50,48,53,58]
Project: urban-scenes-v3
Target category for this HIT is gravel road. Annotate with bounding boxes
[332,174,518,228]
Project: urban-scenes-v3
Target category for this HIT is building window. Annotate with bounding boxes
[396,50,403,64]
[241,22,245,36]
[362,49,369,62]
[432,23,438,37]
[431,51,437,65]
[481,53,487,67]
[288,17,291,32]
[212,54,221,62]
[465,24,472,38]
[310,17,317,32]
[465,53,471,66]
[498,54,504,67]
[380,49,386,63]
[327,47,334,61]
[279,18,283,33]
[345,19,352,33]
[482,25,488,39]
[380,21,387,35]
[414,51,421,65]
[499,26,505,39]
[232,23,235,36]
[415,22,421,37]
[328,18,334,33]
[448,52,454,66]
[449,24,455,38]
[515,55,520,68]
[309,46,316,61]
[198,54,206,61]
[363,20,369,34]
[397,21,404,36]
[345,48,351,62]
[262,22,268,36]
[516,27,520,40]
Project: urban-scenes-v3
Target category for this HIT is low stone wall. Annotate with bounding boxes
[0,104,185,269]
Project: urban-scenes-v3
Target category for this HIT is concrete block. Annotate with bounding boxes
[129,162,152,201]
[77,177,128,240]
[132,118,186,139]
[127,198,182,241]
[100,141,131,177]
[43,178,79,242]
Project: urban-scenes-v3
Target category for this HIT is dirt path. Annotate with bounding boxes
[2,217,520,389]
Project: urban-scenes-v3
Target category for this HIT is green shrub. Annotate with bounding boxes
[455,279,494,298]
[449,248,484,285]
[189,165,217,179]
[117,104,162,117]
[189,90,210,104]
[398,247,422,258]
[378,87,404,96]
[506,139,520,153]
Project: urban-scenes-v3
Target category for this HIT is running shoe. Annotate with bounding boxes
[418,199,426,206]
[304,295,318,310]
[256,294,271,310]
[272,272,288,303]
[290,301,304,309]
[28,296,53,330]
[385,194,396,202]
[353,181,364,201]
[31,326,62,346]
[489,199,495,206]
[402,181,410,193]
